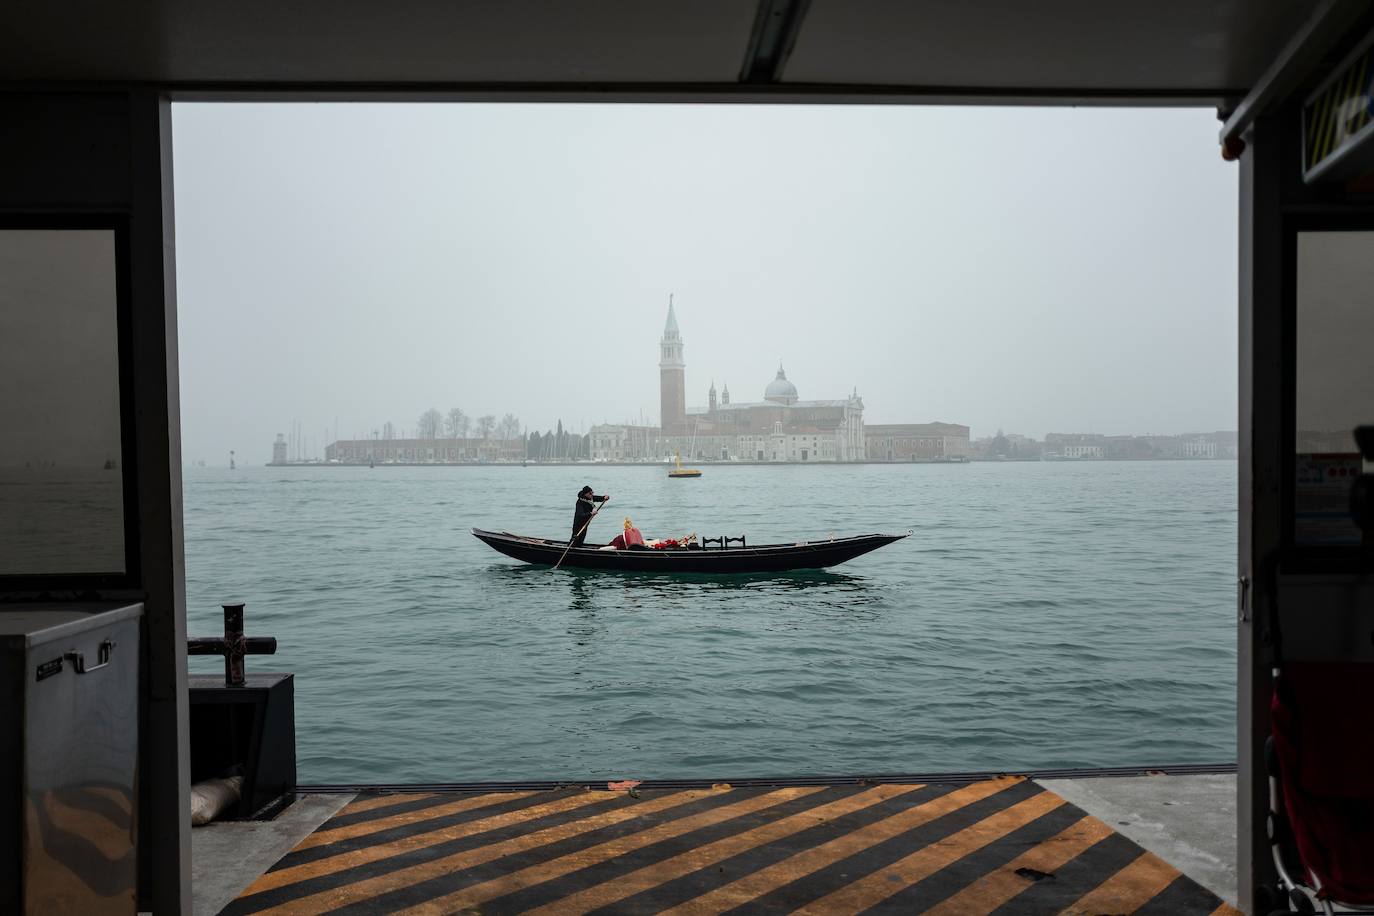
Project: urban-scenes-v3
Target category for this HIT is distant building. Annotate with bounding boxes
[654,302,867,461]
[681,368,866,461]
[271,433,287,465]
[1181,437,1218,459]
[864,423,971,461]
[968,431,1238,461]
[1208,430,1239,458]
[324,437,524,463]
[1140,435,1184,459]
[589,424,660,461]
[1044,433,1107,459]
[1105,435,1153,460]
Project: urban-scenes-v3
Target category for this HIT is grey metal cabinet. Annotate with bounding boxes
[0,603,141,915]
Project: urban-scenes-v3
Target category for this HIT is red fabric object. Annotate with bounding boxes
[608,534,626,550]
[1271,662,1374,903]
[622,526,644,547]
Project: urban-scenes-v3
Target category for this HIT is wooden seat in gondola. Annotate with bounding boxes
[702,535,746,549]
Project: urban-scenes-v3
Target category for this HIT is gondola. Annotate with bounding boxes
[471,528,907,573]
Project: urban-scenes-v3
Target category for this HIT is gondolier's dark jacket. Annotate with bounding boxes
[571,493,608,543]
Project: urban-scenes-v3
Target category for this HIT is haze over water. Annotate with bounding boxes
[173,105,1237,464]
[184,460,1236,784]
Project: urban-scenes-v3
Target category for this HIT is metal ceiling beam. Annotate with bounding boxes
[739,0,812,84]
[132,81,1236,106]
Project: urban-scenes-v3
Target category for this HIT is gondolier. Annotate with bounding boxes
[570,485,609,546]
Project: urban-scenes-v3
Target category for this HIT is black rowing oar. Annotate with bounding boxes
[553,496,610,570]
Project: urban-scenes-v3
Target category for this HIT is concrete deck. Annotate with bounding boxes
[1038,774,1237,908]
[191,794,352,916]
[191,774,1240,915]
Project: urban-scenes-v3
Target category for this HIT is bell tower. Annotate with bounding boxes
[659,295,686,433]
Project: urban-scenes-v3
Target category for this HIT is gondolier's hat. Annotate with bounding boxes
[579,485,593,496]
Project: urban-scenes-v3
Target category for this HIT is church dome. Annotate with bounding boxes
[764,364,798,405]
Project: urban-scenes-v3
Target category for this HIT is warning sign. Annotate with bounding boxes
[1303,29,1374,182]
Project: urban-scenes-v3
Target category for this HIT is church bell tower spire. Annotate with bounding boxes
[659,295,686,433]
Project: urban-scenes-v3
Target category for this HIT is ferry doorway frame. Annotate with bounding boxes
[1237,97,1374,914]
[0,93,1283,916]
[0,92,1295,916]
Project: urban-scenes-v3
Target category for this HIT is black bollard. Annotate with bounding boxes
[188,602,277,687]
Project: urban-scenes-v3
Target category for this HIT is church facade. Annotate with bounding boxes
[590,301,866,462]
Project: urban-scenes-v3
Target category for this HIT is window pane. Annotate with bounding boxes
[0,229,126,575]
[1294,230,1374,546]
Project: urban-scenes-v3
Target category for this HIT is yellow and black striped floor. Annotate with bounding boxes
[224,777,1240,915]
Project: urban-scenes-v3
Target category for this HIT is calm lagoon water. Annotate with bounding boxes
[183,460,1237,784]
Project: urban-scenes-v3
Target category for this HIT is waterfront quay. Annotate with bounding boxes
[264,454,1238,468]
[267,457,975,468]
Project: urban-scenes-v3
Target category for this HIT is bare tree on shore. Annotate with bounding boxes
[417,407,443,439]
[445,407,469,439]
[476,414,496,439]
[498,413,521,440]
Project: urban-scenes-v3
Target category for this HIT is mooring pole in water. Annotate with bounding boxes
[188,602,278,687]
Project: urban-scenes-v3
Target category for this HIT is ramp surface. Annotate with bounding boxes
[222,778,1240,914]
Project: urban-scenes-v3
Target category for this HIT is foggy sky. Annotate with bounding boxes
[172,103,1238,465]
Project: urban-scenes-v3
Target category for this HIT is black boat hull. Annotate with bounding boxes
[471,528,906,573]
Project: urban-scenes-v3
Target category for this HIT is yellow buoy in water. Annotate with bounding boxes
[668,450,701,478]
